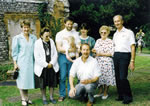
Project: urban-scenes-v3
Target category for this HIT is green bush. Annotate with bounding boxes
[0,64,13,81]
[37,3,62,40]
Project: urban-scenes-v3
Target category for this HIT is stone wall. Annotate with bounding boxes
[0,0,69,62]
[0,14,8,61]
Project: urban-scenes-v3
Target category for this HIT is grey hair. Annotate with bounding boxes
[113,15,123,21]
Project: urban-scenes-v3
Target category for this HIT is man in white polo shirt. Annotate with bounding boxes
[69,43,101,106]
[55,17,80,101]
[113,15,135,104]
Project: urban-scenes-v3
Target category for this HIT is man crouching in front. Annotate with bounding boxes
[69,43,101,106]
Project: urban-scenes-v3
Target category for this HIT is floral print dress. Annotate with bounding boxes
[94,38,116,86]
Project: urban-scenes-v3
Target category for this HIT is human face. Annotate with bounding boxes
[100,29,108,40]
[80,28,88,36]
[81,44,90,59]
[22,25,30,35]
[65,20,73,31]
[41,32,50,42]
[113,16,123,30]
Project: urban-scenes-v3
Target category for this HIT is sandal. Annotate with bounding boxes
[21,100,28,106]
[58,97,65,102]
[94,94,103,98]
[27,99,33,104]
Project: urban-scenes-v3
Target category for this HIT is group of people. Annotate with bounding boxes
[11,14,135,106]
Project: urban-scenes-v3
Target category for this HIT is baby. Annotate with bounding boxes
[63,36,79,62]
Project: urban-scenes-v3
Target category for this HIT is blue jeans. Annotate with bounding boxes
[58,53,73,97]
[71,83,97,103]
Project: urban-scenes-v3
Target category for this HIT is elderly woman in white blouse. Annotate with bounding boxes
[34,27,59,105]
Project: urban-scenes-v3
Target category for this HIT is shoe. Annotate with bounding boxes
[102,95,108,100]
[27,99,33,104]
[50,99,56,104]
[115,96,123,101]
[58,97,65,102]
[94,94,103,98]
[43,100,48,105]
[122,99,132,104]
[21,100,28,106]
[87,101,93,106]
[81,94,88,103]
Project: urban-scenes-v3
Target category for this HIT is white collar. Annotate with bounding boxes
[80,36,89,40]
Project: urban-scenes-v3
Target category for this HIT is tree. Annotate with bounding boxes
[37,3,62,40]
[69,0,150,39]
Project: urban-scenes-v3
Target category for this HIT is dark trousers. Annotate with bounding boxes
[113,52,132,101]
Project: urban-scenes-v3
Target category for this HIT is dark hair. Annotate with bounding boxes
[80,23,89,30]
[80,43,90,50]
[64,16,74,23]
[20,20,30,28]
[40,27,50,37]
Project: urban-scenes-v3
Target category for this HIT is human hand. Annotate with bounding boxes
[47,63,53,68]
[80,79,91,84]
[92,49,96,53]
[68,48,76,53]
[129,62,135,72]
[14,63,19,71]
[69,87,76,97]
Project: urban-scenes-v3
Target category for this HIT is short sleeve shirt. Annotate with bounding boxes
[70,56,101,80]
[55,28,80,50]
[113,27,135,52]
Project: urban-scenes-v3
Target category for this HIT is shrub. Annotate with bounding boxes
[0,64,13,81]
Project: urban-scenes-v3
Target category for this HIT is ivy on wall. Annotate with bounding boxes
[37,3,62,40]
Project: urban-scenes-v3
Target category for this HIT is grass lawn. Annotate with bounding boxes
[0,54,150,106]
[137,48,150,54]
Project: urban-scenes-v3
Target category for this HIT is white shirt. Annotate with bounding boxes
[113,27,135,52]
[34,38,59,77]
[70,56,101,80]
[55,28,81,51]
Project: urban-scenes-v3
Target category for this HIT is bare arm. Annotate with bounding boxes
[66,51,74,62]
[69,75,76,97]
[92,49,112,57]
[56,42,66,53]
[13,60,19,70]
[80,76,99,84]
[96,52,112,57]
[129,44,135,71]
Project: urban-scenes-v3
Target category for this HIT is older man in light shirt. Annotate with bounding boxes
[69,43,101,106]
[113,15,135,104]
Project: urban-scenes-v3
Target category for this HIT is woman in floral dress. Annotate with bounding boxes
[92,25,116,99]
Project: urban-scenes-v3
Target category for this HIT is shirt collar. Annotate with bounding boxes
[80,56,91,63]
[20,33,35,40]
[116,26,126,33]
[80,36,89,40]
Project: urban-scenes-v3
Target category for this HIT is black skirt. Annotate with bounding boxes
[35,67,57,89]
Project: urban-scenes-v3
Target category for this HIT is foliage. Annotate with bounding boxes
[0,64,13,81]
[37,3,62,40]
[70,0,149,40]
[37,3,50,28]
[50,17,62,40]
[141,23,150,49]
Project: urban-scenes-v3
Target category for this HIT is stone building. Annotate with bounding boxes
[0,0,69,62]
